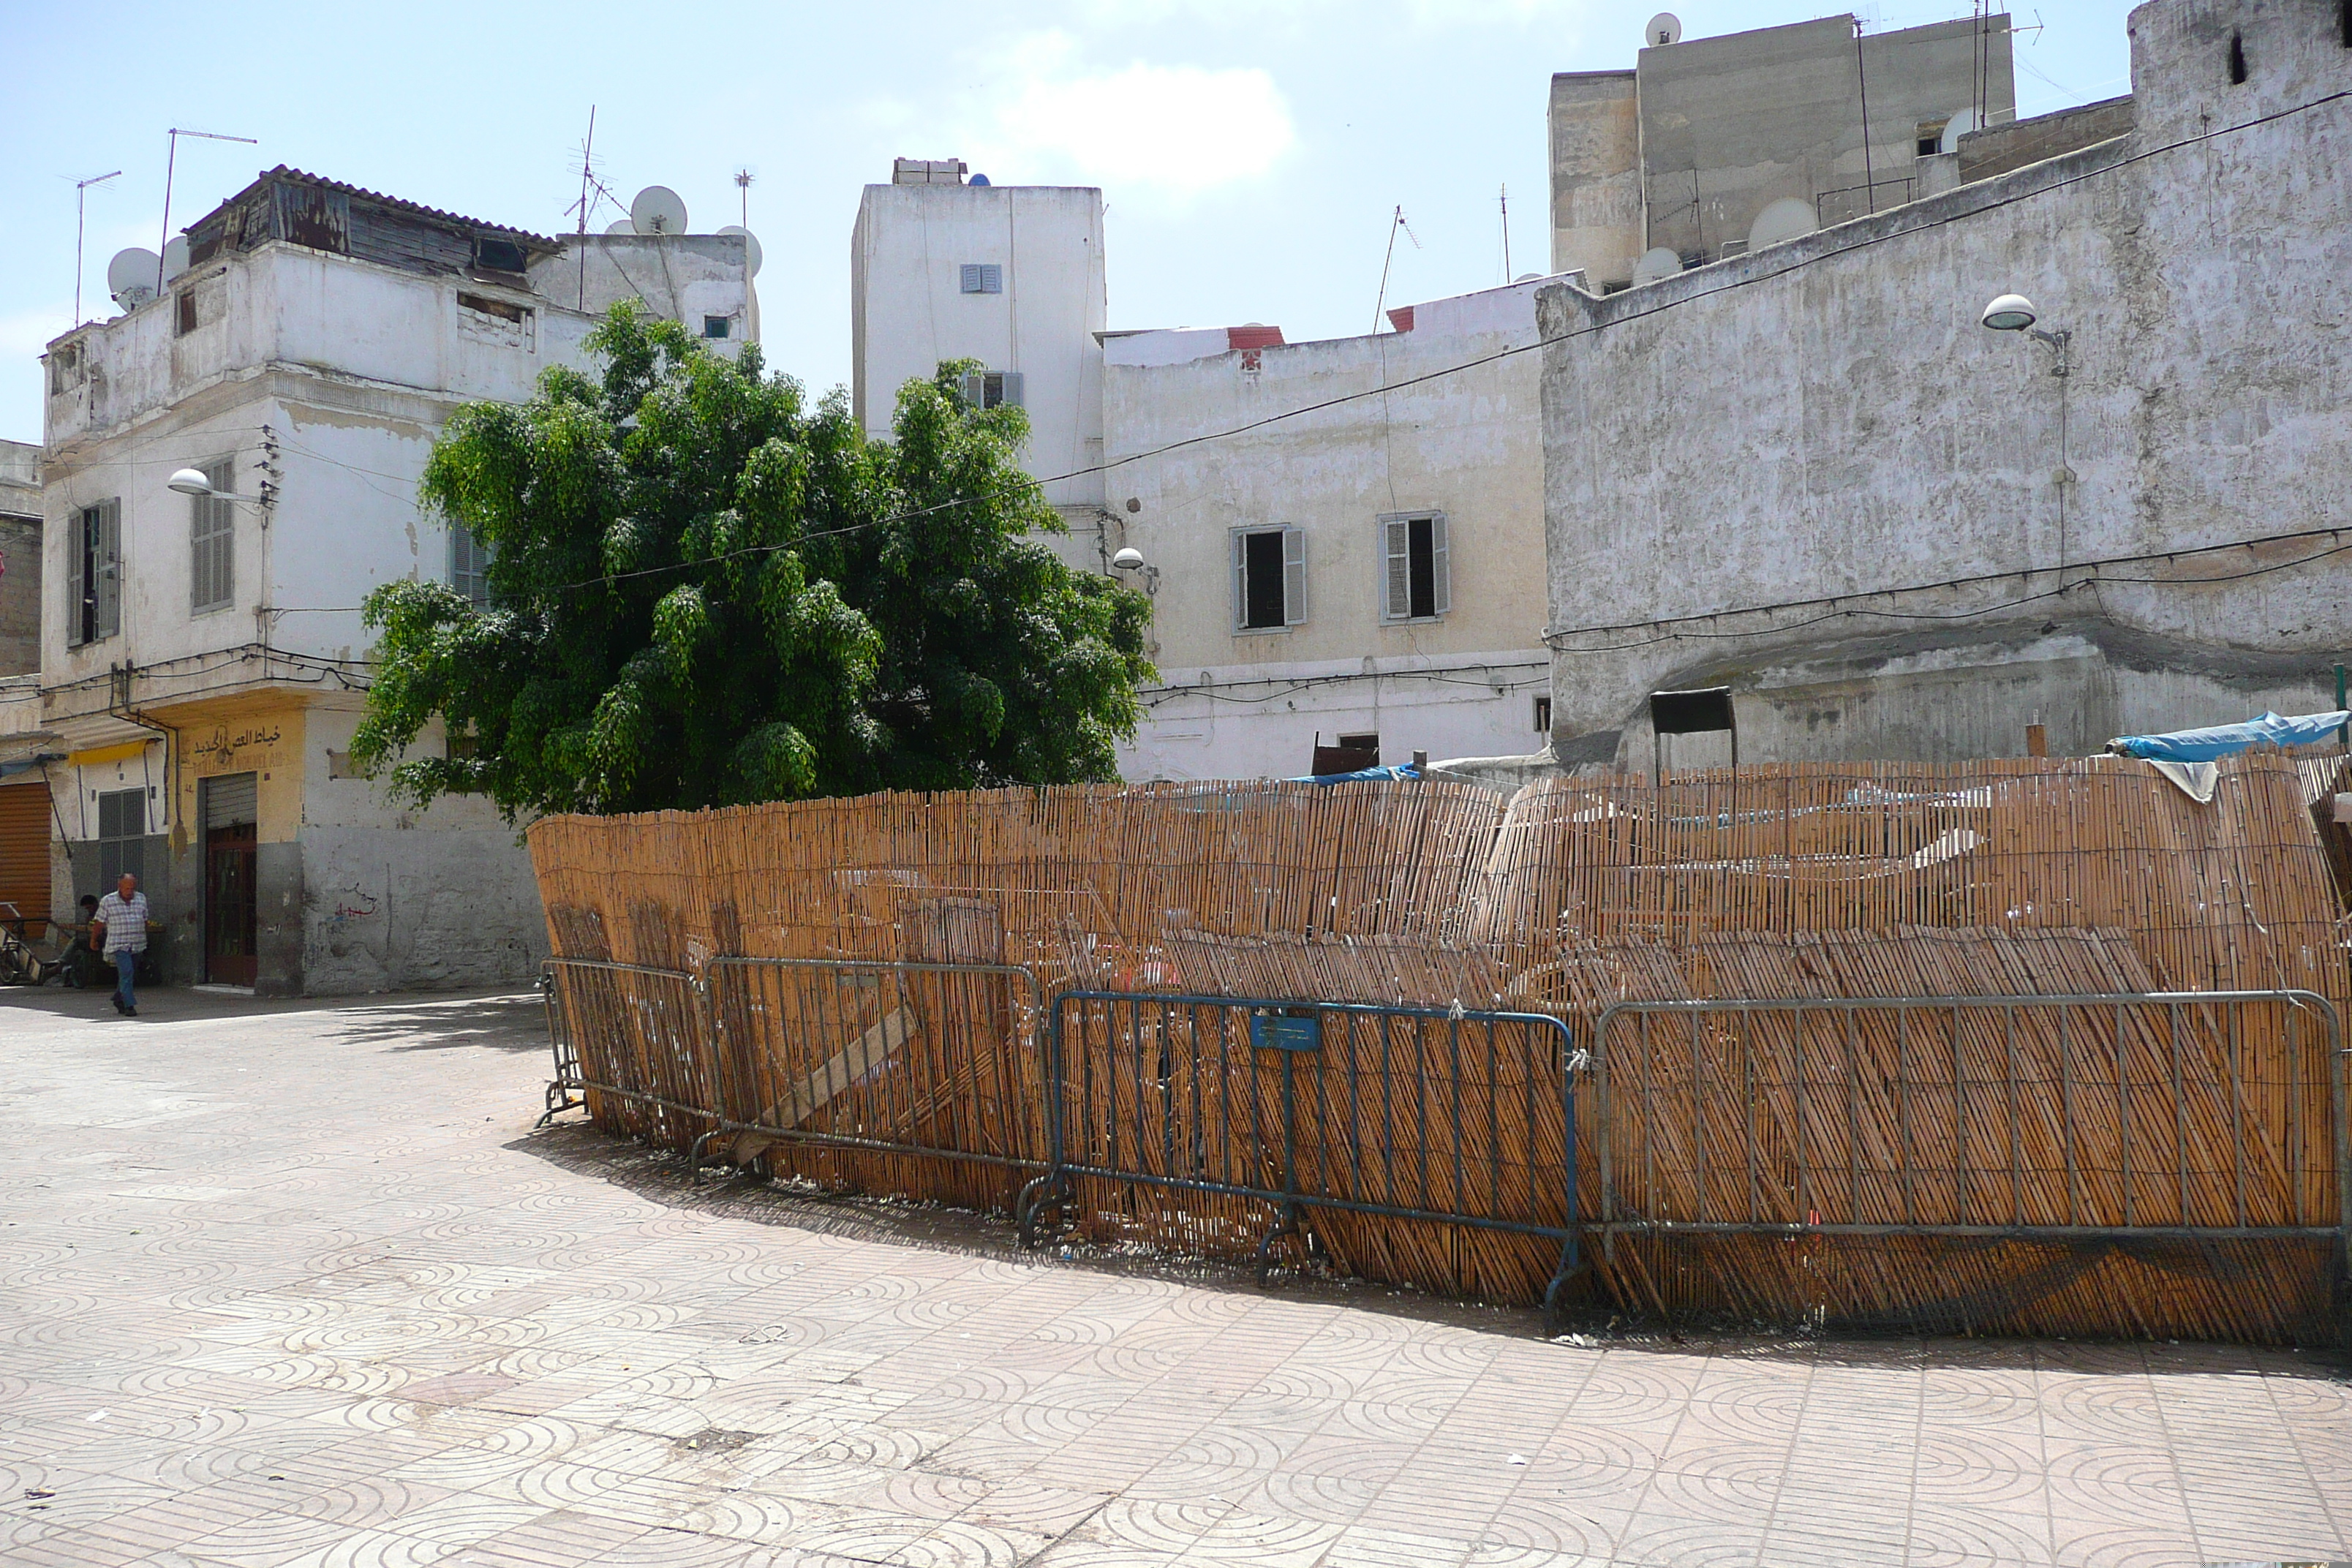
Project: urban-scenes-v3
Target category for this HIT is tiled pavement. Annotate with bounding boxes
[1,987,2348,1568]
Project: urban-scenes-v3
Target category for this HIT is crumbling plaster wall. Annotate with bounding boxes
[1539,0,2352,769]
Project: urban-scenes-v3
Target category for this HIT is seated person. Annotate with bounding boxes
[53,894,102,988]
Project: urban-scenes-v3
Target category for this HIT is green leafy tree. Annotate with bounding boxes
[351,305,1153,818]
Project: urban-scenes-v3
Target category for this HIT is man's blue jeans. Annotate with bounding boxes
[113,951,137,1011]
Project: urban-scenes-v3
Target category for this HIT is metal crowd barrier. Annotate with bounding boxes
[1587,990,2348,1264]
[1017,990,1589,1313]
[695,957,1047,1175]
[537,958,715,1144]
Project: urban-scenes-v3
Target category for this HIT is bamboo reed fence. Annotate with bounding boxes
[530,750,2352,1343]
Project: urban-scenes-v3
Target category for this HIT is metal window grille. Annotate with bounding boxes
[190,459,235,613]
[450,524,493,608]
[959,263,1003,294]
[1380,512,1448,621]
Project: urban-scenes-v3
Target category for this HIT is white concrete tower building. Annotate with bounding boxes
[851,160,1109,559]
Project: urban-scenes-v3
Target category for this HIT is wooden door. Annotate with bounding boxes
[204,824,257,986]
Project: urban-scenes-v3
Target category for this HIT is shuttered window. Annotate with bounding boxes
[451,524,493,608]
[1232,526,1305,632]
[1379,511,1450,622]
[957,371,1025,410]
[959,263,1003,294]
[203,771,257,829]
[69,500,121,647]
[190,459,235,613]
[0,782,50,930]
[96,787,146,889]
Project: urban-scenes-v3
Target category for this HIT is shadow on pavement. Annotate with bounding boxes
[0,981,546,1055]
[510,1116,2348,1382]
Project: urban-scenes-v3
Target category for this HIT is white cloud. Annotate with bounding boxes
[966,34,1295,203]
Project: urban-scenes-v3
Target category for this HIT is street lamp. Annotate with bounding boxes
[1980,293,2070,376]
[167,467,268,504]
[1109,546,1160,595]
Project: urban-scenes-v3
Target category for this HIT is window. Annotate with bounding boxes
[2228,29,2247,83]
[67,500,121,647]
[189,458,235,613]
[176,289,200,336]
[1231,526,1305,632]
[96,787,146,889]
[1379,512,1450,622]
[703,315,731,339]
[451,524,493,608]
[1533,695,1552,733]
[1336,732,1379,755]
[473,235,528,275]
[1915,118,1950,157]
[959,263,1003,294]
[958,371,1025,410]
[456,292,527,324]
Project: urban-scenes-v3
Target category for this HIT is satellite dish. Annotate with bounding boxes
[107,248,160,309]
[717,224,763,276]
[1939,108,1981,155]
[161,237,190,282]
[1632,246,1682,285]
[968,173,992,187]
[630,185,688,235]
[1644,12,1683,45]
[1747,197,1818,250]
[1514,272,1544,283]
[605,219,635,235]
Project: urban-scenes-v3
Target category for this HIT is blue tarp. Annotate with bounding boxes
[2107,709,2351,762]
[1291,762,1424,785]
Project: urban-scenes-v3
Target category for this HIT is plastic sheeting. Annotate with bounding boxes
[1292,762,1425,785]
[2106,709,2351,763]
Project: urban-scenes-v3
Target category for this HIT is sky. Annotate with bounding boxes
[0,0,2138,445]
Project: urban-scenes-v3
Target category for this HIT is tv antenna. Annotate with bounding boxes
[72,170,122,324]
[1373,205,1420,332]
[159,127,257,294]
[564,106,611,309]
[1499,184,1511,284]
[734,167,753,230]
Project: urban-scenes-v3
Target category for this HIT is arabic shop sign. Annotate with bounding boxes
[191,718,293,774]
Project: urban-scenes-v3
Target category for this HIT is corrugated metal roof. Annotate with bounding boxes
[196,166,565,252]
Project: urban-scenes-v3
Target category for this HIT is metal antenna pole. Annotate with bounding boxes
[576,106,598,311]
[736,167,753,230]
[159,128,257,295]
[75,170,121,324]
[1500,184,1511,283]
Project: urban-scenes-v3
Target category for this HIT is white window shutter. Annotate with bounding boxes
[982,263,1003,293]
[1283,527,1306,625]
[1383,518,1411,620]
[960,372,984,407]
[960,263,982,293]
[1429,513,1450,616]
[67,510,86,647]
[999,372,1025,408]
[96,500,121,641]
[1232,532,1249,631]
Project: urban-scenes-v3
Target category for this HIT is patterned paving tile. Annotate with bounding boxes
[1,985,2347,1568]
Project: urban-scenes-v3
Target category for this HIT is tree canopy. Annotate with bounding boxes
[350,305,1153,819]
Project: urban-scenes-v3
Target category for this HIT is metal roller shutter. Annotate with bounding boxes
[0,781,51,929]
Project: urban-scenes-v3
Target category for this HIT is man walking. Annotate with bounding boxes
[93,872,149,1017]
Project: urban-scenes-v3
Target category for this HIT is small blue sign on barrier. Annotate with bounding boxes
[1249,1011,1322,1052]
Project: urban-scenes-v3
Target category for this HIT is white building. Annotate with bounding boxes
[850,159,1108,561]
[1101,283,1561,782]
[26,167,753,994]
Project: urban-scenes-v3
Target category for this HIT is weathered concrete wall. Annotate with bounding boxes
[530,234,755,350]
[1958,94,2136,181]
[1547,72,1644,287]
[1104,280,1556,780]
[1539,0,2352,771]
